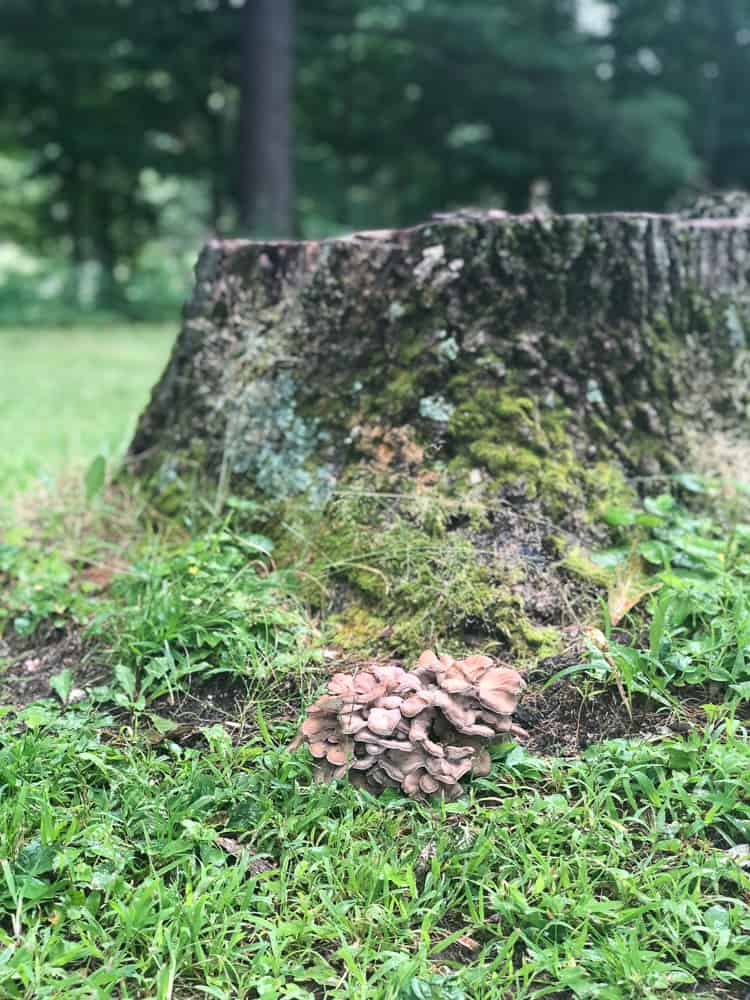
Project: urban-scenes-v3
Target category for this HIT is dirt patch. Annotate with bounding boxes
[0,624,108,708]
[139,672,302,744]
[519,647,691,757]
[0,626,742,762]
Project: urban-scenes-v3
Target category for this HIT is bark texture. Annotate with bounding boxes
[129,210,750,660]
[132,210,750,480]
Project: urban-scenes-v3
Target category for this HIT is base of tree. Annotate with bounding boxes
[129,211,750,660]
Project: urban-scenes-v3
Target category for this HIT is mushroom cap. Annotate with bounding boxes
[436,664,472,694]
[403,770,424,797]
[350,754,378,770]
[472,749,492,777]
[419,773,440,795]
[409,713,431,743]
[478,710,513,732]
[308,694,343,714]
[417,650,441,670]
[357,732,413,752]
[394,675,422,695]
[457,654,494,683]
[424,755,473,783]
[400,693,433,718]
[367,707,402,736]
[387,750,426,774]
[338,711,369,735]
[371,665,402,687]
[326,745,351,767]
[421,737,445,759]
[302,716,338,740]
[433,690,476,731]
[379,758,407,783]
[374,695,402,710]
[458,723,495,739]
[353,671,377,695]
[308,741,329,759]
[328,673,356,696]
[477,668,525,715]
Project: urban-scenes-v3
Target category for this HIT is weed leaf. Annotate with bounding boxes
[84,454,107,501]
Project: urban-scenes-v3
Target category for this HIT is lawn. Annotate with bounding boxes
[0,326,749,999]
[0,326,175,496]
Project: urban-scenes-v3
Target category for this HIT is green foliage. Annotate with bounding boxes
[83,455,106,503]
[0,708,748,996]
[0,243,194,326]
[584,490,750,700]
[89,527,315,711]
[0,539,93,638]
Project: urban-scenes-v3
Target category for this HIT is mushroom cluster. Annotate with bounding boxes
[293,650,527,799]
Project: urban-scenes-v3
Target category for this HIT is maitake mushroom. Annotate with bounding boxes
[291,650,527,800]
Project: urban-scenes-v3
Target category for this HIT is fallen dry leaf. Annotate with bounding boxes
[215,837,278,875]
[607,555,662,626]
[215,836,244,858]
[456,934,481,952]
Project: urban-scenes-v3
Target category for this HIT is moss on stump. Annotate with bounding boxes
[129,210,750,661]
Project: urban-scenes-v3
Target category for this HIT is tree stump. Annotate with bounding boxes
[130,211,750,660]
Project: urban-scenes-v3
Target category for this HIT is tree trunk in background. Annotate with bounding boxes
[129,210,750,662]
[239,0,295,238]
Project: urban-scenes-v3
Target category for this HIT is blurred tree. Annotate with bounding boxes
[0,0,234,296]
[240,0,295,236]
[609,0,750,200]
[2,0,749,317]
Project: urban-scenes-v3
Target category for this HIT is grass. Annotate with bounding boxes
[0,326,175,496]
[0,329,749,997]
[1,711,748,999]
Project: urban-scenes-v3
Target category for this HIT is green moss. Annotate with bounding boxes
[385,370,421,407]
[469,441,543,478]
[518,621,562,659]
[559,543,611,587]
[448,386,603,518]
[279,490,562,663]
[329,605,388,652]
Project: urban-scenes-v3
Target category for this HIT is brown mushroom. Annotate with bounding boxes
[477,668,525,715]
[328,674,356,696]
[293,648,527,801]
[302,717,337,740]
[402,770,424,797]
[436,664,473,694]
[326,745,351,767]
[472,749,492,777]
[338,711,369,735]
[433,690,477,730]
[374,695,403,710]
[367,707,402,736]
[408,712,432,743]
[419,774,440,795]
[400,692,433,717]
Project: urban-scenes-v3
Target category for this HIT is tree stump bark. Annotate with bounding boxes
[129,211,750,660]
